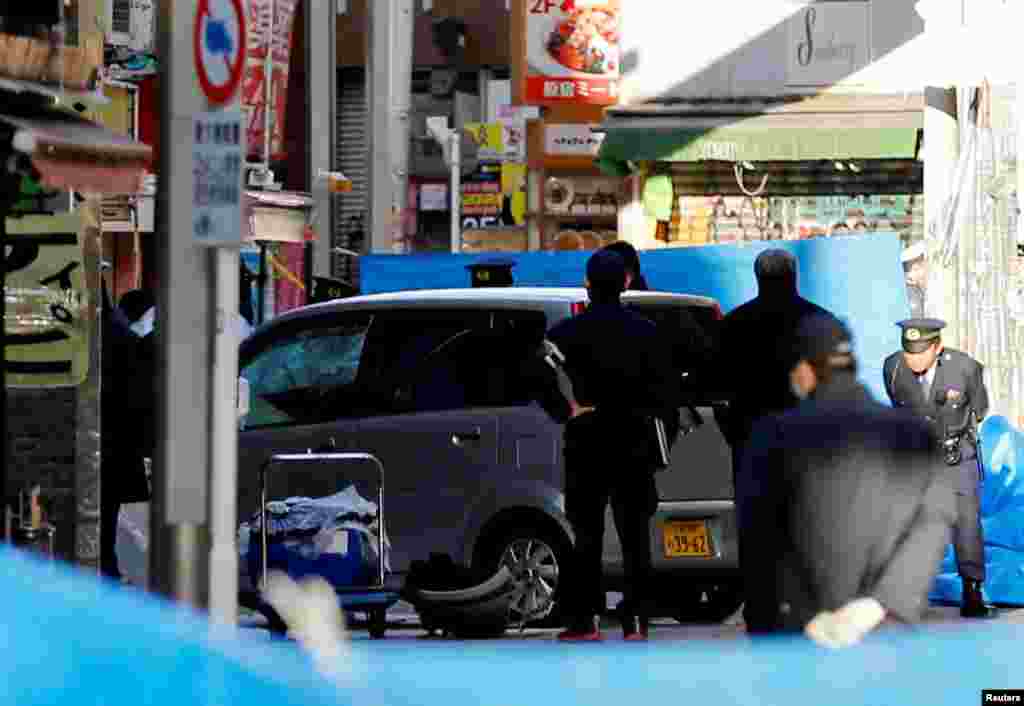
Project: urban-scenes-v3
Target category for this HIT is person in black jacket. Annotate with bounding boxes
[602,241,649,291]
[739,315,956,643]
[883,318,996,619]
[715,249,837,627]
[100,286,157,581]
[544,250,678,641]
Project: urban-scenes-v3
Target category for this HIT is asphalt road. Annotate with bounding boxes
[239,598,1024,644]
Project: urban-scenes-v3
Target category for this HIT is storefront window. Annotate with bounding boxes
[666,194,923,247]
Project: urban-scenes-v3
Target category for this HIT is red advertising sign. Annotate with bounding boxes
[242,0,297,162]
[523,0,621,105]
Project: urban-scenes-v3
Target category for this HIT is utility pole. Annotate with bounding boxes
[366,0,415,254]
[307,0,336,277]
[153,0,245,618]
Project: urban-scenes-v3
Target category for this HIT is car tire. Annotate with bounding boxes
[670,581,744,625]
[476,522,572,630]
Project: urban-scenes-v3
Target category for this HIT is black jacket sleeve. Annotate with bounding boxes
[870,460,956,623]
[968,358,989,419]
[523,338,574,425]
[883,355,899,406]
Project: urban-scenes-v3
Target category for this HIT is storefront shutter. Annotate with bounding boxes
[334,67,367,288]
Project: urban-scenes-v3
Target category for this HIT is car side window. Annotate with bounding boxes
[359,309,547,415]
[630,302,719,404]
[240,314,372,428]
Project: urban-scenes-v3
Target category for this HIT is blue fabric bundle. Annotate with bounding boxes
[930,414,1024,606]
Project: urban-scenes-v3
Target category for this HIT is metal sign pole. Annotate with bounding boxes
[366,0,415,254]
[307,0,335,279]
[153,0,245,621]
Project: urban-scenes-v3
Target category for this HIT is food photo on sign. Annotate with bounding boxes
[524,0,621,104]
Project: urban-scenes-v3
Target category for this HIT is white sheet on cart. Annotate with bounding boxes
[237,486,391,592]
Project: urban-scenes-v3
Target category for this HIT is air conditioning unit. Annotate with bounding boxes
[104,0,155,52]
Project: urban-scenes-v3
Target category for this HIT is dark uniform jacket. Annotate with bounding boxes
[715,292,834,446]
[883,348,988,461]
[545,301,679,467]
[101,286,157,504]
[739,373,956,632]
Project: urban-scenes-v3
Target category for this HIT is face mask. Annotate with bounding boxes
[791,380,808,400]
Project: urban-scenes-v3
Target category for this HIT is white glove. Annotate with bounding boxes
[263,571,353,679]
[804,597,886,649]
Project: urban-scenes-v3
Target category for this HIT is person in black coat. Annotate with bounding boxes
[715,249,837,627]
[601,241,649,291]
[739,315,956,643]
[600,240,714,410]
[883,318,996,618]
[543,250,678,641]
[100,286,157,581]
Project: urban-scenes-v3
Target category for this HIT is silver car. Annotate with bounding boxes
[238,287,739,626]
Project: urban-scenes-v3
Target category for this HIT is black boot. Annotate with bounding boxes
[961,578,998,619]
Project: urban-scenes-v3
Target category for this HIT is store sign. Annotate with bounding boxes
[242,0,298,162]
[3,214,89,389]
[522,0,621,105]
[786,2,871,87]
[461,164,505,230]
[545,124,605,156]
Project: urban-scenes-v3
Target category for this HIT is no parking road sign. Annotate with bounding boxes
[194,0,247,107]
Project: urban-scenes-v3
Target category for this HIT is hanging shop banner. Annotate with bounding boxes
[3,213,88,389]
[521,0,621,105]
[242,0,298,162]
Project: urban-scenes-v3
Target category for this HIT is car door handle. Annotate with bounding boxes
[451,427,482,446]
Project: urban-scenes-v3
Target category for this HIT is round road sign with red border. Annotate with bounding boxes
[194,0,247,106]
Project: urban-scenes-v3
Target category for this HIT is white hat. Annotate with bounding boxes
[901,241,926,263]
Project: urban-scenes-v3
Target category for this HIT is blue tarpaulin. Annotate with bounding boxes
[1,545,1023,706]
[360,235,910,403]
[930,414,1024,606]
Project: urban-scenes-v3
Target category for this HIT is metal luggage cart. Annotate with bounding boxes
[250,451,400,639]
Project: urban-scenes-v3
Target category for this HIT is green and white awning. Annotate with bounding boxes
[595,101,923,175]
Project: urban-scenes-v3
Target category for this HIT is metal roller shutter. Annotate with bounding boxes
[333,67,367,288]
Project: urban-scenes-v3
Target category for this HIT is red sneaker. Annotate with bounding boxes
[557,627,604,642]
[623,632,648,642]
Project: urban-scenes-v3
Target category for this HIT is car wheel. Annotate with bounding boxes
[671,582,744,625]
[478,525,570,629]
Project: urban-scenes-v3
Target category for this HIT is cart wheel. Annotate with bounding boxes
[369,608,387,639]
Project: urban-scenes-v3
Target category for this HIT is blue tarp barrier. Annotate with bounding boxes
[930,414,1024,606]
[2,544,1022,706]
[0,548,351,706]
[361,235,910,403]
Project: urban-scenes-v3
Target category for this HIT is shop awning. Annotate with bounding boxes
[0,112,151,194]
[595,101,924,176]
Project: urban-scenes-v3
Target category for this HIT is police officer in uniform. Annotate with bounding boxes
[542,250,678,642]
[883,318,997,619]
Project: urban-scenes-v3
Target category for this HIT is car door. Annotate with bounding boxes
[237,312,373,524]
[349,309,502,573]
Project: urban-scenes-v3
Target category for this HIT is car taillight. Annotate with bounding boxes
[571,301,587,316]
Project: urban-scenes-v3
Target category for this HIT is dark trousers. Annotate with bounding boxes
[561,460,658,628]
[950,455,985,582]
[100,487,121,579]
[732,442,774,632]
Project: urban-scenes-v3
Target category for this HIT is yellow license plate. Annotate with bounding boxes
[662,520,712,558]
